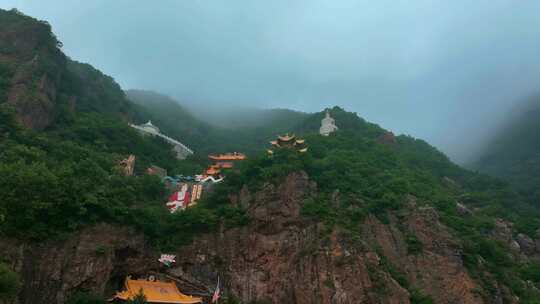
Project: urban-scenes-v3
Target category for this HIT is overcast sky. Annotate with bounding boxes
[2,0,540,163]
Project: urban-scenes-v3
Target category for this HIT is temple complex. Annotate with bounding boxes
[110,277,202,303]
[194,152,247,184]
[130,121,194,159]
[319,110,338,136]
[268,133,308,154]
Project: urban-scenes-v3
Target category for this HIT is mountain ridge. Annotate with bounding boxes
[2,7,540,304]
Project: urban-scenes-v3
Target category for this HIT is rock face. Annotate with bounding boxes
[0,172,521,303]
[170,172,485,304]
[377,132,397,146]
[0,10,67,130]
[0,224,156,304]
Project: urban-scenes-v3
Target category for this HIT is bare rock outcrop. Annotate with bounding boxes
[0,224,156,304]
[0,13,66,130]
[171,172,485,304]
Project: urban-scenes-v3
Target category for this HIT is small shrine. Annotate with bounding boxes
[319,110,338,136]
[194,165,224,184]
[119,155,136,176]
[109,277,202,303]
[268,133,308,154]
[194,152,246,184]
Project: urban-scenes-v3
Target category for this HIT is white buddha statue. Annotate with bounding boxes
[320,110,338,136]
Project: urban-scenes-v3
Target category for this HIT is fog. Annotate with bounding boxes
[3,0,540,163]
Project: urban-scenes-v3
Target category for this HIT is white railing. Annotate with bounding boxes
[129,124,194,155]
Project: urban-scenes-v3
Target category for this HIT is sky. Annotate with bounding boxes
[2,0,540,163]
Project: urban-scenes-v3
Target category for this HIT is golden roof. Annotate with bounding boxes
[205,166,221,175]
[298,147,308,153]
[278,134,296,142]
[217,162,234,169]
[111,279,202,303]
[208,153,246,161]
[295,139,305,144]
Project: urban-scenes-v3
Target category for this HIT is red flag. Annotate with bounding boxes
[212,277,220,303]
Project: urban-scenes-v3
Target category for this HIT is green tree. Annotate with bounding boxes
[128,289,147,304]
[0,263,20,302]
[67,292,105,304]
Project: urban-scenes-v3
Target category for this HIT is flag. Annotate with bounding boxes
[212,276,220,303]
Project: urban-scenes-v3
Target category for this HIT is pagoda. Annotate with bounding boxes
[268,133,308,154]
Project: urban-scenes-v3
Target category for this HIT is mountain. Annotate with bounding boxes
[126,89,310,155]
[2,8,540,304]
[471,94,540,201]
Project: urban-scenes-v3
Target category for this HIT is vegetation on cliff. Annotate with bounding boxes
[3,7,540,303]
[209,108,540,302]
[0,262,20,302]
[0,9,232,249]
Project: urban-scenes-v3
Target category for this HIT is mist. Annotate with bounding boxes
[3,0,540,163]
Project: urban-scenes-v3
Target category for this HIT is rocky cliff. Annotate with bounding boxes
[0,224,156,304]
[2,171,536,303]
[0,9,66,130]
[170,172,487,304]
[0,9,134,131]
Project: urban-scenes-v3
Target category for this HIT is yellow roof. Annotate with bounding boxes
[278,134,296,141]
[205,165,221,175]
[112,279,202,304]
[208,153,246,160]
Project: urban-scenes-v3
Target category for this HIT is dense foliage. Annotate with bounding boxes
[210,112,540,302]
[0,262,20,302]
[0,105,236,250]
[126,90,309,155]
[3,8,540,302]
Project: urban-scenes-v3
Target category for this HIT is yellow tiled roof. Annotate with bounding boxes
[112,279,202,304]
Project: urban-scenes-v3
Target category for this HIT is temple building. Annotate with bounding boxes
[319,110,338,136]
[130,121,194,160]
[209,152,246,169]
[204,165,222,179]
[268,133,308,154]
[110,277,202,303]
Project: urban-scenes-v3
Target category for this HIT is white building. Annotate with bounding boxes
[137,120,160,135]
[319,111,338,136]
[130,121,194,159]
